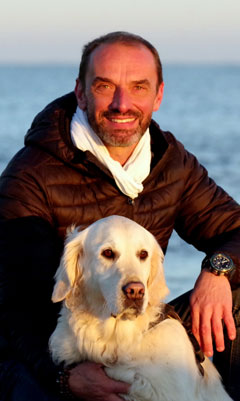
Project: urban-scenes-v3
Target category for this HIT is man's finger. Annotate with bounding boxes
[109,394,130,401]
[107,377,130,394]
[223,309,236,341]
[191,306,201,345]
[199,308,213,357]
[211,310,225,352]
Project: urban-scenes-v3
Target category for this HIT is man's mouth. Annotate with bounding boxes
[103,111,141,126]
[109,117,136,124]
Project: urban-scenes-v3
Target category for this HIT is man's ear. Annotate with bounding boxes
[153,82,164,112]
[74,78,87,110]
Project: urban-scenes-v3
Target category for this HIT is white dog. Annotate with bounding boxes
[49,215,233,401]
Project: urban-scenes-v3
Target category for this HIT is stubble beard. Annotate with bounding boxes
[86,108,152,147]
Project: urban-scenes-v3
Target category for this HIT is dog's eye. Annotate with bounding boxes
[102,249,115,259]
[139,250,148,260]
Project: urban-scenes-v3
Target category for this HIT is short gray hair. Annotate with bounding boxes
[78,31,163,89]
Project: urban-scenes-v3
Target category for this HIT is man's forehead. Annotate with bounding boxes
[86,42,158,81]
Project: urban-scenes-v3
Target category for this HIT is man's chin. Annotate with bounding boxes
[97,130,144,148]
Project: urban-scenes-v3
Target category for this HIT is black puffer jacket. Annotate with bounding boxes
[0,92,240,390]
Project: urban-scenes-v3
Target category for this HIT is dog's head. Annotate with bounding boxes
[52,216,169,318]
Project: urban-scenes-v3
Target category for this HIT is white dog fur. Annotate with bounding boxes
[49,215,233,401]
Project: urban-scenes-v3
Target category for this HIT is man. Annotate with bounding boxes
[0,31,240,401]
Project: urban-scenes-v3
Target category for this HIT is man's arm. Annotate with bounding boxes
[0,216,62,388]
[173,147,240,354]
[190,229,240,356]
[190,269,236,356]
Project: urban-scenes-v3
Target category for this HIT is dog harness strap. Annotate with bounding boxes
[150,304,205,377]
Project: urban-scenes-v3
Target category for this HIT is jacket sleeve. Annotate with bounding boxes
[0,216,62,389]
[174,146,240,284]
[0,155,63,390]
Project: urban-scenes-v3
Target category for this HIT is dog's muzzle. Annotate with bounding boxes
[122,281,145,315]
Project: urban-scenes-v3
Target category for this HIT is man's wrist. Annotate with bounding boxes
[56,366,76,400]
[201,253,235,279]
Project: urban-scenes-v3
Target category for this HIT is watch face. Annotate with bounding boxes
[210,253,233,273]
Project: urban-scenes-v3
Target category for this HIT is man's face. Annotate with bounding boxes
[75,43,164,148]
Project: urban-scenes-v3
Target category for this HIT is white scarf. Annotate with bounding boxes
[70,107,151,199]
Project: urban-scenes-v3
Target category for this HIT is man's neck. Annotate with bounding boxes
[105,143,138,166]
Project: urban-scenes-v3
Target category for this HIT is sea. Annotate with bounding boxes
[0,64,239,301]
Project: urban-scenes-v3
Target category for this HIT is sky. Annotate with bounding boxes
[1,0,240,64]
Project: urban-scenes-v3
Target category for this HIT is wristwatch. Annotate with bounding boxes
[56,366,76,400]
[202,253,235,277]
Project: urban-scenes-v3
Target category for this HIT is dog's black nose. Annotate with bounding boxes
[122,282,145,300]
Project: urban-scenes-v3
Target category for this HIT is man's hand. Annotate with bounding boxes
[190,269,236,357]
[68,361,130,401]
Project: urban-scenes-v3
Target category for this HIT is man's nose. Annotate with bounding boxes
[109,87,132,113]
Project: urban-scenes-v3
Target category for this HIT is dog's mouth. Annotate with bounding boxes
[124,297,144,311]
[111,302,144,320]
[121,308,142,320]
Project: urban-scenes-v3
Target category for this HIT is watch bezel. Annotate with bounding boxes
[209,253,234,275]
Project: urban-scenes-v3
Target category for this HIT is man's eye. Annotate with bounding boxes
[133,85,148,94]
[135,84,148,91]
[96,84,112,92]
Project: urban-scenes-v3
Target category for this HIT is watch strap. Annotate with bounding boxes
[56,366,76,400]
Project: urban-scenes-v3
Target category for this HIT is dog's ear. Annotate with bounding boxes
[147,239,169,306]
[52,227,86,303]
